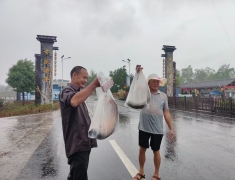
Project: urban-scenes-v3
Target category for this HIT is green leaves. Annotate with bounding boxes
[5,59,35,104]
[180,65,194,84]
[109,66,128,93]
[214,64,235,79]
[176,64,235,85]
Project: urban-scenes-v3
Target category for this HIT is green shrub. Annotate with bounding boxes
[0,98,4,107]
[0,101,60,118]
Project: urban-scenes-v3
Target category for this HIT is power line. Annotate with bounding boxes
[211,0,235,56]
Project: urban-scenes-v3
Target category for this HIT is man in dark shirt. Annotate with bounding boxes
[59,66,100,180]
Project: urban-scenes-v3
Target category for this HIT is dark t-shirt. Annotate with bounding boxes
[59,83,97,158]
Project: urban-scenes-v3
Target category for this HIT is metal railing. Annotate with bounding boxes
[168,97,235,117]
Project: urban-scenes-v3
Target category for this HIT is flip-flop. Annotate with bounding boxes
[133,173,145,180]
[151,175,161,180]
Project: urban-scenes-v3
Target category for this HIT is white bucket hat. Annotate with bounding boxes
[147,74,167,87]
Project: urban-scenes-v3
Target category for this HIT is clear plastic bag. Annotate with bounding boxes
[88,72,119,140]
[124,70,151,109]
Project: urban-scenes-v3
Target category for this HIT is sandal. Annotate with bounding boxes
[151,175,161,180]
[133,173,145,180]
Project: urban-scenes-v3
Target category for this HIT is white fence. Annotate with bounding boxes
[0,96,16,101]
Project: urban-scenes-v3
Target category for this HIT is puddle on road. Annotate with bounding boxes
[119,114,130,124]
[164,135,178,162]
[41,157,58,178]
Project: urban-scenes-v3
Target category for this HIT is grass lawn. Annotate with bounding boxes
[0,100,60,118]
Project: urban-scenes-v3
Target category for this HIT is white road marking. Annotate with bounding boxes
[109,140,138,177]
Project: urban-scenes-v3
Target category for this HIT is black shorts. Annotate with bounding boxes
[139,130,163,151]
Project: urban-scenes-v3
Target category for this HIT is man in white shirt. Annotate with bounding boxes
[133,65,174,180]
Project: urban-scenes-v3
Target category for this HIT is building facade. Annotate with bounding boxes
[180,78,235,98]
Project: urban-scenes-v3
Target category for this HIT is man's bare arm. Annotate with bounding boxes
[164,110,174,139]
[70,78,100,107]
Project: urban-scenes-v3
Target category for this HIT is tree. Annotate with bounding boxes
[180,65,194,83]
[214,64,235,79]
[0,85,15,100]
[0,98,4,107]
[86,69,97,86]
[204,67,216,80]
[6,59,35,105]
[194,68,208,82]
[109,66,128,93]
[178,64,235,85]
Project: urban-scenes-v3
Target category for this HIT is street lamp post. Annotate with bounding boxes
[122,59,131,91]
[61,55,71,91]
[122,58,131,76]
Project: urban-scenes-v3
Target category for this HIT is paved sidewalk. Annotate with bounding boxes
[0,111,60,180]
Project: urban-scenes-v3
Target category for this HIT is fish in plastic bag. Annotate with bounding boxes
[88,72,119,140]
[124,70,151,109]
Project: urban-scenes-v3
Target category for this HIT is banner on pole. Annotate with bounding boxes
[126,76,130,87]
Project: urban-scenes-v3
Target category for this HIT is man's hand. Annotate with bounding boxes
[168,129,174,140]
[164,110,174,140]
[92,78,100,87]
[136,65,143,73]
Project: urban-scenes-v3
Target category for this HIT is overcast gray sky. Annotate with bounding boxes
[0,0,235,86]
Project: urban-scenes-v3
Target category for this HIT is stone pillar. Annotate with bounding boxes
[36,35,57,104]
[162,45,176,97]
[35,54,42,105]
[173,61,176,97]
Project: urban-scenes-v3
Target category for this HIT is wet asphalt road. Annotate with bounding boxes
[1,96,235,180]
[0,111,57,180]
